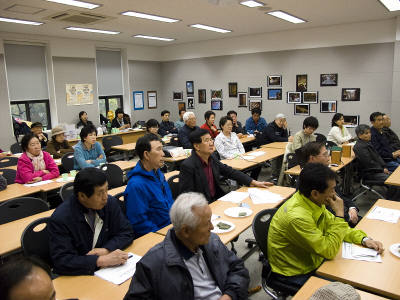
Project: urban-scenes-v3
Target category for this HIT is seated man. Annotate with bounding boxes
[268,163,384,287]
[159,110,178,136]
[124,192,250,300]
[178,112,200,149]
[0,257,56,300]
[124,134,174,237]
[30,122,48,149]
[382,114,400,151]
[260,113,293,146]
[49,168,134,275]
[179,129,273,202]
[244,107,267,134]
[353,124,400,201]
[227,110,246,138]
[293,116,319,150]
[77,111,93,128]
[369,112,400,171]
[175,109,186,131]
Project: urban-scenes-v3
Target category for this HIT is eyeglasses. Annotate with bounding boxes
[314,152,329,158]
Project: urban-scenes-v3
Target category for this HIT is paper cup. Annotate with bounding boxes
[70,170,76,177]
[62,173,68,181]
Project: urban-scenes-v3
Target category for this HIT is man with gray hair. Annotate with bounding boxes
[260,113,294,146]
[178,112,200,148]
[124,192,250,300]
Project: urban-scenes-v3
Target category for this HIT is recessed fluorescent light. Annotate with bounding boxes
[189,24,231,33]
[378,0,400,11]
[0,17,42,25]
[240,1,264,8]
[134,35,175,41]
[66,27,120,35]
[45,0,100,9]
[268,11,306,24]
[121,11,179,23]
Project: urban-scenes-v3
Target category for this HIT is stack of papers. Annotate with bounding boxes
[218,191,249,203]
[249,151,265,157]
[342,242,382,262]
[211,214,220,221]
[241,156,256,160]
[24,180,53,187]
[247,188,284,204]
[94,253,142,285]
[366,206,400,223]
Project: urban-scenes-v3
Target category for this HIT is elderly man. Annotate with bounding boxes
[179,129,273,203]
[268,163,384,287]
[124,192,250,300]
[124,134,174,237]
[159,110,178,136]
[77,111,93,128]
[178,111,200,149]
[175,109,186,131]
[49,167,134,275]
[260,113,293,146]
[244,107,267,134]
[30,122,48,149]
[382,114,400,151]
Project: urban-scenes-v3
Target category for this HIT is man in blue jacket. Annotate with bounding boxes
[244,107,267,134]
[124,134,174,237]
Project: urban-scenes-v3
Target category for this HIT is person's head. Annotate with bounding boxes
[274,113,286,128]
[183,112,196,128]
[0,256,55,300]
[204,110,215,125]
[382,114,391,128]
[135,134,165,169]
[115,108,124,120]
[146,119,160,135]
[170,192,213,247]
[79,111,88,122]
[30,122,43,135]
[331,113,344,127]
[302,141,329,166]
[251,107,261,123]
[51,126,66,143]
[74,168,108,210]
[21,133,41,156]
[303,116,319,135]
[370,112,384,130]
[179,109,186,120]
[298,163,337,206]
[220,116,233,134]
[227,110,238,124]
[355,124,371,142]
[190,129,214,155]
[80,124,97,145]
[161,110,170,122]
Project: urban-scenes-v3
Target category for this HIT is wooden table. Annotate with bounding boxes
[292,277,387,300]
[164,154,189,171]
[0,183,43,203]
[261,142,289,150]
[317,199,400,299]
[67,130,145,147]
[385,165,400,186]
[239,135,256,144]
[110,160,137,171]
[53,232,165,300]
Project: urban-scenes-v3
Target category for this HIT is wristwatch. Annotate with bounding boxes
[362,237,372,246]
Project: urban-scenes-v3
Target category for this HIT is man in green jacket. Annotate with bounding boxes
[268,163,384,286]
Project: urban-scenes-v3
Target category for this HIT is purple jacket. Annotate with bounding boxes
[15,151,60,184]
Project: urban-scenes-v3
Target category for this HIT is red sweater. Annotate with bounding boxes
[200,123,219,139]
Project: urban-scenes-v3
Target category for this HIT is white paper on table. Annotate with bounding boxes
[132,128,142,131]
[366,206,400,223]
[211,214,220,221]
[342,242,382,262]
[54,159,61,164]
[94,253,142,285]
[249,151,265,157]
[247,188,284,204]
[247,134,254,137]
[24,180,54,187]
[218,191,249,203]
[241,156,256,160]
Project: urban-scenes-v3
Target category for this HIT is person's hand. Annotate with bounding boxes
[383,168,390,175]
[237,133,243,139]
[211,126,217,131]
[254,130,259,133]
[342,141,349,145]
[365,239,384,254]
[282,121,288,130]
[96,249,129,267]
[43,170,50,174]
[37,133,44,140]
[288,136,294,143]
[28,177,42,183]
[348,208,358,224]
[97,154,103,160]
[326,194,344,218]
[87,248,110,256]
[393,151,400,158]
[218,295,233,300]
[251,180,274,189]
[0,152,6,159]
[57,150,60,153]
[86,160,92,164]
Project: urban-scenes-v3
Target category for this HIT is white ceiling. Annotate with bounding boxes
[1,0,400,47]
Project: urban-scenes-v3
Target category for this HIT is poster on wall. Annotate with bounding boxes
[133,91,144,110]
[66,84,93,106]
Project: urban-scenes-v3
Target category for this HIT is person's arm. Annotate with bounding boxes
[59,141,74,154]
[353,143,384,171]
[169,122,179,134]
[42,153,60,180]
[0,174,7,191]
[178,129,192,149]
[16,157,45,183]
[45,141,60,158]
[235,134,245,154]
[214,135,231,159]
[330,127,351,145]
[370,131,394,159]
[123,259,155,300]
[179,160,196,194]
[91,142,107,166]
[158,122,168,137]
[293,132,303,150]
[73,144,96,169]
[244,118,254,134]
[258,118,268,133]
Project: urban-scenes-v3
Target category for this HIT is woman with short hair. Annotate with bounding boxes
[144,119,165,145]
[200,110,218,139]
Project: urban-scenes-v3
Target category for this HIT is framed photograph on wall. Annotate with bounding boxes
[211,100,223,110]
[343,115,359,127]
[294,104,310,116]
[287,92,301,103]
[173,91,183,101]
[229,82,237,97]
[268,75,282,87]
[303,91,318,104]
[296,75,307,92]
[320,100,337,113]
[320,74,338,86]
[198,89,206,104]
[147,91,157,109]
[249,87,262,98]
[268,89,282,100]
[238,92,247,107]
[342,88,360,101]
[249,99,262,111]
[187,97,195,109]
[211,89,223,100]
[178,102,186,113]
[186,81,194,96]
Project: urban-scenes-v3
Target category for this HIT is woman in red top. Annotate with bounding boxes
[200,110,218,139]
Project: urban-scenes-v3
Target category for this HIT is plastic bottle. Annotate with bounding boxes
[102,121,106,135]
[107,121,111,134]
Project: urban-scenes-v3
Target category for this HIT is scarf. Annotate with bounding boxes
[26,151,46,172]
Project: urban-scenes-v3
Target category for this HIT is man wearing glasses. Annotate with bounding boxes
[178,112,200,149]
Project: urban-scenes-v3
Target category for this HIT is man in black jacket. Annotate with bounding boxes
[382,114,400,151]
[179,129,272,202]
[178,112,200,149]
[158,110,178,136]
[260,113,293,146]
[124,192,250,300]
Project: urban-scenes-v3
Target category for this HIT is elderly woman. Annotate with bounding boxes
[327,113,353,146]
[73,124,107,170]
[15,133,60,184]
[46,126,74,159]
[200,110,218,139]
[144,119,165,145]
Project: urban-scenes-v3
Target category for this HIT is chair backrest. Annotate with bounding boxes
[255,131,262,148]
[286,153,299,169]
[0,168,17,185]
[0,197,49,225]
[114,192,126,215]
[252,208,278,259]
[100,163,124,189]
[59,181,74,201]
[314,133,327,143]
[61,152,75,172]
[21,217,52,266]
[325,141,337,152]
[0,157,19,167]
[170,137,179,146]
[294,147,305,168]
[167,174,180,200]
[102,135,123,150]
[10,142,23,154]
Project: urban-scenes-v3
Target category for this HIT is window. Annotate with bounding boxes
[11,100,52,130]
[99,95,123,122]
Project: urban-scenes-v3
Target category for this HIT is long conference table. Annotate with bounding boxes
[385,164,400,186]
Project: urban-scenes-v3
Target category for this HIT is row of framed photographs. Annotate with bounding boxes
[270,89,360,103]
[267,74,339,88]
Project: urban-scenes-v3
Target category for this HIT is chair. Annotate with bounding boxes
[170,137,179,146]
[314,133,327,143]
[100,163,125,189]
[59,181,74,201]
[114,192,126,215]
[21,217,52,267]
[102,135,125,162]
[10,142,23,154]
[255,131,262,148]
[0,168,17,184]
[167,174,180,200]
[0,197,49,225]
[286,153,299,187]
[325,141,337,152]
[61,152,75,173]
[0,157,19,167]
[252,209,300,299]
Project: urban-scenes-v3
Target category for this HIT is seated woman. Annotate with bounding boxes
[327,113,353,146]
[46,126,74,159]
[73,124,107,170]
[293,116,319,150]
[77,111,93,128]
[15,133,60,184]
[144,119,165,145]
[200,110,218,139]
[111,108,130,130]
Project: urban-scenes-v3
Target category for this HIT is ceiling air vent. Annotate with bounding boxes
[43,9,115,25]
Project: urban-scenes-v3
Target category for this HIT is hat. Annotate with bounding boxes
[51,126,66,137]
[30,122,43,129]
[309,282,360,300]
